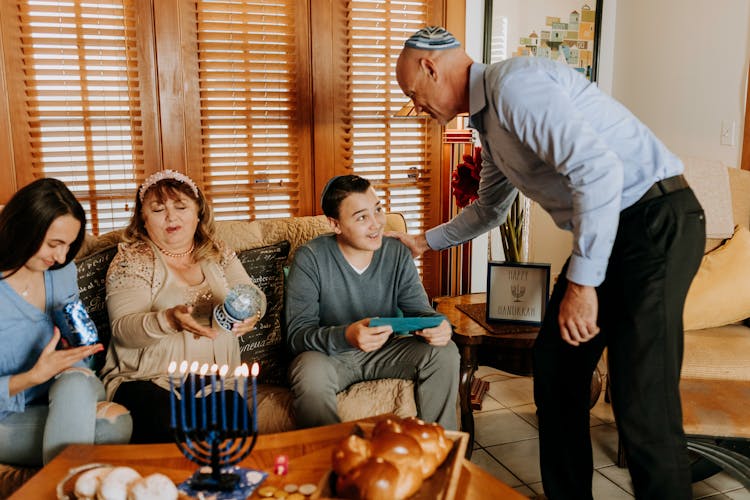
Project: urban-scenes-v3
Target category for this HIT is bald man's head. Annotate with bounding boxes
[396,28,473,125]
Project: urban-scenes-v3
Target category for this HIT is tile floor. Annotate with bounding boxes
[468,365,750,499]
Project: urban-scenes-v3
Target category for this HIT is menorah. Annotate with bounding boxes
[167,360,260,492]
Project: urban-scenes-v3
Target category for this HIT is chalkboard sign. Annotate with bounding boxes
[76,245,118,372]
[237,241,290,386]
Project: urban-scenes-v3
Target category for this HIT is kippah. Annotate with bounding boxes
[404,26,460,50]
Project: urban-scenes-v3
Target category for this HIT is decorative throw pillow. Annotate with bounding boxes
[237,241,291,385]
[75,245,119,372]
[683,226,750,330]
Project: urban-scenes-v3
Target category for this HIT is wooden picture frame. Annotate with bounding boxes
[486,261,551,325]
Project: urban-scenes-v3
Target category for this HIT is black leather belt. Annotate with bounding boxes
[636,175,689,204]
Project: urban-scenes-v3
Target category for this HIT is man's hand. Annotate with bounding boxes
[383,231,430,259]
[558,282,600,346]
[416,319,452,346]
[345,318,393,352]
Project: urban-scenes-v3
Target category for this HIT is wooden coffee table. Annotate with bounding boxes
[10,416,525,499]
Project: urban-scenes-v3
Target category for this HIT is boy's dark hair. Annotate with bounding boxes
[0,178,86,276]
[321,175,372,218]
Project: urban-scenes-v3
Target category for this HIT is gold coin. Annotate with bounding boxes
[273,490,288,498]
[283,483,299,493]
[298,483,317,496]
[286,494,305,500]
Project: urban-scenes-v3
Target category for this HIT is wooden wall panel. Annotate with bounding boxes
[743,65,749,171]
[0,4,16,203]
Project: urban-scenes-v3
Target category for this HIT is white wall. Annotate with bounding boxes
[611,0,749,168]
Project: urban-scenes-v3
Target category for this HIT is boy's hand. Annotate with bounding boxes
[345,318,393,352]
[415,319,452,346]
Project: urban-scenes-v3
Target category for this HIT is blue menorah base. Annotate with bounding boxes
[179,466,268,499]
[190,469,240,491]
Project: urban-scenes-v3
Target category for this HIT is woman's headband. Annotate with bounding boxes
[138,170,199,203]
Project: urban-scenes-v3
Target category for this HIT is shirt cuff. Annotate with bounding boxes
[0,376,25,413]
[156,310,181,336]
[566,254,609,287]
[425,225,452,251]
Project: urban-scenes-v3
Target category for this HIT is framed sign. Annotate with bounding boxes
[486,261,551,325]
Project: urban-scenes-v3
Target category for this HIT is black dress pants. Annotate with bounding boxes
[533,187,705,500]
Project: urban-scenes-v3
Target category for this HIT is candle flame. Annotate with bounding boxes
[234,366,242,377]
[167,361,177,374]
[251,362,259,377]
[200,363,209,376]
[210,363,219,374]
[190,361,199,373]
[219,364,229,377]
[241,363,249,377]
[179,360,188,374]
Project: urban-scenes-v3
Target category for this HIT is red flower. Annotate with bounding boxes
[451,146,482,208]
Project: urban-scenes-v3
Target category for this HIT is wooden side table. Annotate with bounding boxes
[434,293,602,457]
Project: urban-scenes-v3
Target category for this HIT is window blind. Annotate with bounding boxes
[12,0,147,234]
[193,0,306,220]
[340,1,442,283]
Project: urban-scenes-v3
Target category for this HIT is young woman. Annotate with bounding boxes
[0,178,132,465]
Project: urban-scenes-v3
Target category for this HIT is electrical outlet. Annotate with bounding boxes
[720,120,737,147]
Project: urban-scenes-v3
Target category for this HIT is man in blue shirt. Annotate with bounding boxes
[393,26,705,500]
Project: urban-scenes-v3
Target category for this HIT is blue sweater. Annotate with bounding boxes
[0,263,79,419]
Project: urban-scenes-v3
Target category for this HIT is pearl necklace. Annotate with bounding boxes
[156,243,195,258]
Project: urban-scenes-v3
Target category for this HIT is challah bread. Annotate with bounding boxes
[332,416,454,500]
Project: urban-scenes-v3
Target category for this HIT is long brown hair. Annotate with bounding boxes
[0,178,86,276]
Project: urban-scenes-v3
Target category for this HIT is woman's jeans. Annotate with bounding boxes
[0,368,132,466]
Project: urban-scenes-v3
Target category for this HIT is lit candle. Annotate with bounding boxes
[199,363,209,428]
[179,360,188,431]
[167,361,177,429]
[189,361,199,430]
[233,366,242,431]
[241,363,249,431]
[219,364,229,430]
[210,364,219,427]
[251,362,259,433]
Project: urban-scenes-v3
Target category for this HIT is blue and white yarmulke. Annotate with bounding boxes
[404,26,460,50]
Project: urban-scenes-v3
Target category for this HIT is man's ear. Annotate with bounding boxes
[419,57,438,81]
[327,216,342,234]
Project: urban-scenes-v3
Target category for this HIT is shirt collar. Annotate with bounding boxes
[469,62,487,117]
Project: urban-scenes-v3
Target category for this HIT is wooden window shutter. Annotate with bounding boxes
[0,0,160,234]
[329,0,445,296]
[190,0,313,220]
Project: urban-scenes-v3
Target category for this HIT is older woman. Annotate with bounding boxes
[0,178,132,465]
[101,170,266,443]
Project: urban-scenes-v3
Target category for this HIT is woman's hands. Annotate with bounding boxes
[165,305,262,339]
[165,305,218,340]
[230,310,262,337]
[8,328,103,397]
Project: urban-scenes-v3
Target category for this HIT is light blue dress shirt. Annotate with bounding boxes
[0,263,79,419]
[426,58,684,286]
